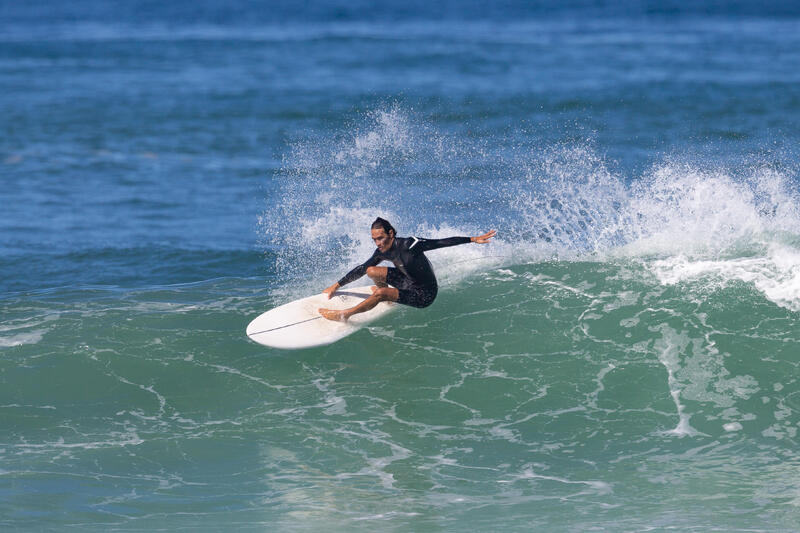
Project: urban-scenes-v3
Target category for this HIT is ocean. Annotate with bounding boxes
[2,1,800,530]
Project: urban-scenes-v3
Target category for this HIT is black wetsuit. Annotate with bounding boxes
[337,236,471,308]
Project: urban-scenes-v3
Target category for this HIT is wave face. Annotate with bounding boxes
[2,260,799,531]
[3,2,800,531]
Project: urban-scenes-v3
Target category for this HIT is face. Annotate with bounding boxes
[371,228,394,252]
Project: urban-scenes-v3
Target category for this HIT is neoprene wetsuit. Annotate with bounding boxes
[337,236,471,308]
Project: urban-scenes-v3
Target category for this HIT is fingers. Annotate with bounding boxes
[323,284,338,298]
[475,229,497,243]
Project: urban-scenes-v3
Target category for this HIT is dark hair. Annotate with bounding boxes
[371,217,396,237]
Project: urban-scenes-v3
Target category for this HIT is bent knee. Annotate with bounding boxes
[373,287,394,300]
[366,266,382,278]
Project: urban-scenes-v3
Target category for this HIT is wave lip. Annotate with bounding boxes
[652,243,800,311]
[261,106,800,315]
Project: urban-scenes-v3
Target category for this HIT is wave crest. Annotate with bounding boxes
[261,107,800,308]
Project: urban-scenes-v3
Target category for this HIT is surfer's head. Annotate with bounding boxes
[371,217,395,252]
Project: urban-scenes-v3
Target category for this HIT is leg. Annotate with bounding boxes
[366,266,388,288]
[319,286,398,321]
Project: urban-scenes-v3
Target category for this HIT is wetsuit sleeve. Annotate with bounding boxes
[336,250,382,287]
[412,236,471,253]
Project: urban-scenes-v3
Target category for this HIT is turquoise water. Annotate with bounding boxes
[2,2,800,531]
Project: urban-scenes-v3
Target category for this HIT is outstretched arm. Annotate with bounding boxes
[416,229,497,252]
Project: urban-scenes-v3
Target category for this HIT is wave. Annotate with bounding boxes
[3,251,797,530]
[398,258,797,442]
[260,106,800,310]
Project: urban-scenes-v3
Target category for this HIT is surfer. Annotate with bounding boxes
[319,218,496,321]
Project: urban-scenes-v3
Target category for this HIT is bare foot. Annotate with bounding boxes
[318,308,347,322]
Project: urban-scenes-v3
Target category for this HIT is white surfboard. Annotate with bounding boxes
[246,286,395,349]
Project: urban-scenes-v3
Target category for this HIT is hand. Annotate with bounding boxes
[471,229,497,244]
[322,283,340,299]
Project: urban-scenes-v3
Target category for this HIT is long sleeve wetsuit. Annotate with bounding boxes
[336,236,471,308]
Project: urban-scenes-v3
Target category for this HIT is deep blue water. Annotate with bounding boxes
[2,2,800,531]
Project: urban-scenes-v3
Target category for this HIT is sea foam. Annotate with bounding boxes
[261,107,800,310]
